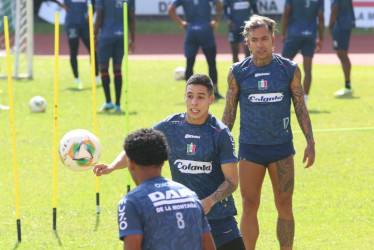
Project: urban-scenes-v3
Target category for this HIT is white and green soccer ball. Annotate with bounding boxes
[59,129,101,171]
[173,66,185,81]
[29,96,47,113]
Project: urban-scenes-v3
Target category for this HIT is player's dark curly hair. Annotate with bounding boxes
[186,73,213,95]
[124,128,169,167]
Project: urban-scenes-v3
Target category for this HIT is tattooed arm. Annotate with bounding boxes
[222,70,240,131]
[201,162,239,214]
[290,66,315,168]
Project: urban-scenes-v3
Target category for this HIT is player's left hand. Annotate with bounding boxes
[315,40,323,52]
[303,142,315,168]
[201,197,214,215]
[210,21,219,32]
[129,41,135,53]
[60,3,70,12]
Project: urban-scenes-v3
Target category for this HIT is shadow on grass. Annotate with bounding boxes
[334,95,360,100]
[64,85,102,92]
[12,242,20,250]
[95,214,100,232]
[97,111,138,116]
[53,230,62,246]
[307,109,331,114]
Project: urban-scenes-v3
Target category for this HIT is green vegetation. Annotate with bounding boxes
[0,58,373,249]
[34,19,373,35]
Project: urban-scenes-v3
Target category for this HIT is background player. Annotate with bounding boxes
[94,74,245,250]
[62,0,100,89]
[328,0,355,96]
[117,128,215,249]
[281,0,324,106]
[94,0,135,111]
[168,0,225,99]
[222,15,315,249]
[223,0,258,62]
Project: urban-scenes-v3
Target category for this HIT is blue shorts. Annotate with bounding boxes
[209,216,242,247]
[65,23,89,40]
[184,23,216,58]
[238,141,295,167]
[282,36,316,58]
[97,36,124,65]
[332,28,352,51]
[228,28,245,44]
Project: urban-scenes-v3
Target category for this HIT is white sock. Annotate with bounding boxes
[75,78,81,84]
[304,94,308,106]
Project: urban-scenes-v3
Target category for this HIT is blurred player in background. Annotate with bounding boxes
[61,0,101,89]
[168,0,225,100]
[94,0,135,112]
[281,0,324,106]
[223,0,258,62]
[117,128,215,250]
[328,0,355,97]
[94,74,245,250]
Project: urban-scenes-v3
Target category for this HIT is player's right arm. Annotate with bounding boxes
[222,70,239,131]
[281,4,291,43]
[211,0,223,32]
[94,7,103,48]
[202,231,216,250]
[328,4,339,34]
[168,4,187,30]
[124,235,142,250]
[93,150,128,176]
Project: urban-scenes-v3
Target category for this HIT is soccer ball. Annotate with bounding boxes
[29,96,47,113]
[173,66,185,80]
[58,129,101,171]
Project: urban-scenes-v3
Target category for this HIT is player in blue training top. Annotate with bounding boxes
[281,0,324,106]
[222,15,315,249]
[328,0,355,97]
[94,74,245,250]
[117,128,215,249]
[223,0,258,62]
[47,0,100,89]
[168,0,225,100]
[94,0,135,112]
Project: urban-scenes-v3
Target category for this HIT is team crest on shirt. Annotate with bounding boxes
[258,79,268,90]
[187,143,196,155]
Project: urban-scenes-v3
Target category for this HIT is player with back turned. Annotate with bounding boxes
[117,128,215,249]
[94,0,135,112]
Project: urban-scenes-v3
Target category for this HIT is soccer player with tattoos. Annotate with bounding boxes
[222,15,315,250]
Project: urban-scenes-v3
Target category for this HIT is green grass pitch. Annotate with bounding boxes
[0,57,373,249]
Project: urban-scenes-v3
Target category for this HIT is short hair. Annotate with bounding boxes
[242,14,276,41]
[124,128,169,167]
[186,74,213,95]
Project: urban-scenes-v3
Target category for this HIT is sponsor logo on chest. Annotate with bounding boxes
[174,159,212,174]
[185,134,200,139]
[248,93,284,103]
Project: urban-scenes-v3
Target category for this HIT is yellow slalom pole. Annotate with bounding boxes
[52,12,60,230]
[88,4,100,214]
[123,3,131,193]
[4,16,22,243]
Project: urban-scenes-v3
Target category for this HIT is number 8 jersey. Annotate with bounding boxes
[118,177,210,250]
